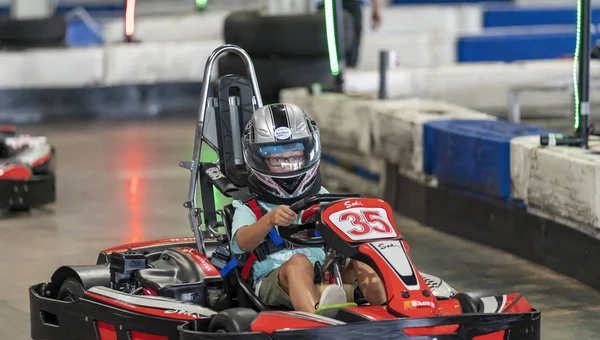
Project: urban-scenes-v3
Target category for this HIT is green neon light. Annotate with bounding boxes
[573,0,582,130]
[324,0,340,76]
[196,0,208,8]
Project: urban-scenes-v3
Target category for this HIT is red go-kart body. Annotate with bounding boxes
[29,197,540,340]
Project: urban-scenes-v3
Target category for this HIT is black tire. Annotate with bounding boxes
[217,54,334,103]
[0,15,66,47]
[455,292,482,314]
[8,206,30,213]
[208,308,258,333]
[56,278,85,302]
[224,10,354,58]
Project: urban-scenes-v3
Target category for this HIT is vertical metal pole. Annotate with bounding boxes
[579,0,590,149]
[379,50,389,100]
[507,89,521,123]
[334,0,345,92]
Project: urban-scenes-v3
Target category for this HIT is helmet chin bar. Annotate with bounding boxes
[182,45,263,256]
[253,162,320,199]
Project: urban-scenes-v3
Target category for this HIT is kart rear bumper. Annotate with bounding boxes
[0,173,55,210]
[30,282,540,340]
[179,310,541,340]
[29,283,188,340]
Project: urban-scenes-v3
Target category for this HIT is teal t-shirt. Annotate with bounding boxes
[231,187,329,283]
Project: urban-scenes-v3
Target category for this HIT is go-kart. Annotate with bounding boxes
[28,45,540,340]
[0,125,55,213]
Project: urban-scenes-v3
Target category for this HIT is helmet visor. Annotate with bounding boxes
[243,138,320,176]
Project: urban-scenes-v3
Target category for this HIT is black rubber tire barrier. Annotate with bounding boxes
[217,53,335,103]
[224,10,355,59]
[0,15,66,47]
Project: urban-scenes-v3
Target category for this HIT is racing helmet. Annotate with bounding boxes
[242,103,322,205]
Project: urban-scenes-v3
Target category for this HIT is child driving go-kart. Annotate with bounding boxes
[230,103,387,314]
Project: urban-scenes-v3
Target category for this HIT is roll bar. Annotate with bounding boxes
[183,44,263,256]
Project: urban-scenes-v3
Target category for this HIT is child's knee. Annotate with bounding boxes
[282,254,313,276]
[351,260,380,278]
[287,253,311,268]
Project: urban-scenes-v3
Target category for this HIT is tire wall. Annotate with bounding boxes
[219,10,355,104]
[0,15,66,49]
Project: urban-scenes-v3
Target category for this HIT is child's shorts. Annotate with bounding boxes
[255,267,293,309]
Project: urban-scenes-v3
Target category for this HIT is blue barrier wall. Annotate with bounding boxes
[67,19,104,46]
[483,5,600,27]
[459,4,597,62]
[392,0,510,4]
[457,28,591,62]
[0,4,124,15]
[423,119,555,201]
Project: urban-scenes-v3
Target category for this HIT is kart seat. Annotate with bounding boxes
[223,204,236,242]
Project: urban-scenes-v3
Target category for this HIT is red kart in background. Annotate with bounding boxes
[0,125,55,213]
[28,45,540,340]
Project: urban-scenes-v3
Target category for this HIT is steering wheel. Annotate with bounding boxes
[277,194,363,246]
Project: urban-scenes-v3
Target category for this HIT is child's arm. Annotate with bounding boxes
[235,205,297,252]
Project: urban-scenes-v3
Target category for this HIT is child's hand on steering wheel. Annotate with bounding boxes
[268,205,297,227]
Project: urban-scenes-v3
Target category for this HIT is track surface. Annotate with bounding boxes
[1,117,599,339]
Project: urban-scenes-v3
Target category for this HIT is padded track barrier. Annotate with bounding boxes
[281,88,496,182]
[373,99,494,182]
[282,87,600,290]
[457,28,600,63]
[483,5,600,28]
[511,135,600,237]
[423,119,555,200]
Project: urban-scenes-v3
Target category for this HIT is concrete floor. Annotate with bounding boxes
[0,117,599,339]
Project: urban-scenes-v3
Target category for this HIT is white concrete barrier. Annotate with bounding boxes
[281,89,376,154]
[358,32,456,69]
[363,4,481,37]
[281,87,496,184]
[102,12,229,43]
[104,40,222,85]
[320,148,384,198]
[373,98,495,181]
[344,60,600,118]
[511,135,600,238]
[0,47,104,88]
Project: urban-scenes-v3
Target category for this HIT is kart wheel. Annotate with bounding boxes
[208,308,258,333]
[455,292,481,313]
[56,278,85,302]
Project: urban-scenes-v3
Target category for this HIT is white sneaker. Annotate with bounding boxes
[318,284,347,308]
